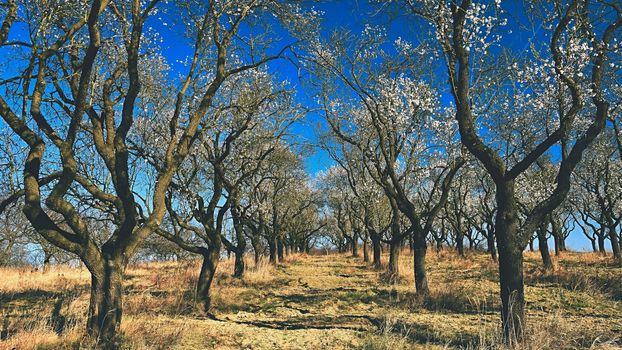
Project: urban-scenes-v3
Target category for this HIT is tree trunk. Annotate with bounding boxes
[495,182,525,342]
[254,249,261,266]
[413,232,429,296]
[537,225,553,270]
[196,248,219,314]
[251,236,261,267]
[86,259,124,345]
[597,234,606,255]
[363,238,369,262]
[550,215,562,256]
[456,232,465,257]
[352,230,359,257]
[277,238,284,262]
[42,252,51,273]
[371,233,381,269]
[234,249,245,278]
[232,215,246,278]
[487,230,497,262]
[610,226,622,266]
[387,240,400,281]
[590,238,597,253]
[268,236,277,264]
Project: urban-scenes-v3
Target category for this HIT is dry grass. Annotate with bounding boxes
[0,250,620,349]
[0,265,90,293]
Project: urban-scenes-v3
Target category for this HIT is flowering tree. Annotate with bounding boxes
[572,131,622,263]
[309,27,464,291]
[443,167,481,257]
[403,0,622,340]
[137,68,296,313]
[0,0,318,342]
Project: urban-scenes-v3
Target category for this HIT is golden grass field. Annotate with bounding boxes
[0,250,621,349]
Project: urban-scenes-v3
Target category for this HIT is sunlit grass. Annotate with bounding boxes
[1,250,620,349]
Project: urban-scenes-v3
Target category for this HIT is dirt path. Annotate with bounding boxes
[220,255,381,332]
[171,255,394,350]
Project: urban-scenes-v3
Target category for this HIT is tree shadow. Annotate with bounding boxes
[0,290,81,340]
[0,289,64,304]
[525,269,622,301]
[376,317,480,348]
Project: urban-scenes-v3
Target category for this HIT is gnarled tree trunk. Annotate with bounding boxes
[387,240,400,281]
[495,181,525,342]
[370,232,381,269]
[413,232,429,296]
[268,236,277,264]
[537,225,553,270]
[456,231,465,257]
[196,247,220,314]
[86,257,125,345]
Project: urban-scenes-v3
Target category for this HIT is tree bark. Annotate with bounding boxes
[387,240,400,281]
[232,213,246,278]
[456,231,465,257]
[268,236,277,264]
[537,225,553,270]
[551,215,562,256]
[590,238,597,253]
[251,235,261,267]
[197,248,219,314]
[610,226,622,266]
[553,234,561,256]
[495,182,525,341]
[413,232,429,296]
[363,238,369,262]
[371,233,381,269]
[86,258,124,345]
[277,238,284,262]
[598,233,606,254]
[234,249,245,278]
[352,230,359,257]
[486,229,497,262]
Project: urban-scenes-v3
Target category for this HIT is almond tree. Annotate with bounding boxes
[319,144,391,268]
[0,0,318,342]
[404,0,621,340]
[140,70,297,312]
[310,27,464,291]
[572,131,622,264]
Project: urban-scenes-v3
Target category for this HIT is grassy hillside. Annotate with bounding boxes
[1,251,620,349]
